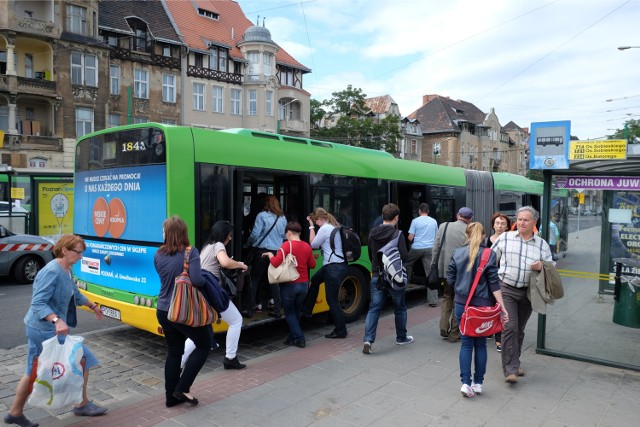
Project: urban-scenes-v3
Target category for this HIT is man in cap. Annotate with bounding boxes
[431,207,474,342]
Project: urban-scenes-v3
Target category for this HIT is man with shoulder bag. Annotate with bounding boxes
[431,207,474,342]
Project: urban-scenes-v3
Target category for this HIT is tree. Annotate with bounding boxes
[310,85,402,154]
[608,119,640,144]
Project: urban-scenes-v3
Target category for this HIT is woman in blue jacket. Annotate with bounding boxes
[5,235,107,427]
[447,223,508,398]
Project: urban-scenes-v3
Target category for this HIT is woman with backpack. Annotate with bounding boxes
[263,221,316,348]
[306,208,349,339]
[447,222,509,398]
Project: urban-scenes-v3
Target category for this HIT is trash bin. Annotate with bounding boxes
[613,258,640,328]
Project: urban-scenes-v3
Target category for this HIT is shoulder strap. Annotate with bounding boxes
[464,248,491,310]
[329,226,342,261]
[183,246,192,273]
[436,222,450,265]
[254,215,279,248]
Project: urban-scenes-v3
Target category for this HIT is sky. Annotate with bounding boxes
[238,0,640,140]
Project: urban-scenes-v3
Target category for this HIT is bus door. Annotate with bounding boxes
[396,183,428,284]
[238,169,306,257]
[396,183,426,234]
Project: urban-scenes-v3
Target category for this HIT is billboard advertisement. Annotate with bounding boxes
[37,182,74,240]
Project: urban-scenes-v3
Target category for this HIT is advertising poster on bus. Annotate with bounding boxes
[37,181,74,241]
[73,165,166,295]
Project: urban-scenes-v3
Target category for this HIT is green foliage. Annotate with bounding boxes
[608,119,640,143]
[310,85,402,155]
[527,169,543,182]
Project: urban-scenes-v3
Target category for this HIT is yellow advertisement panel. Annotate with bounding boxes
[569,139,627,160]
[37,182,74,240]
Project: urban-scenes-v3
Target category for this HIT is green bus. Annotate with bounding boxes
[73,124,543,336]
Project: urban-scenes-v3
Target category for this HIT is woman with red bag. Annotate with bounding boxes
[447,223,509,398]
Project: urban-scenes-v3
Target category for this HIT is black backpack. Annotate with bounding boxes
[329,226,362,263]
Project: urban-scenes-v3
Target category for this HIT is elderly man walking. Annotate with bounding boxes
[492,206,553,383]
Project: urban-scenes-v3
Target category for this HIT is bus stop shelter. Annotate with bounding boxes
[536,145,640,371]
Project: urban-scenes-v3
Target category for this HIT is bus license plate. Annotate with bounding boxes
[100,305,121,320]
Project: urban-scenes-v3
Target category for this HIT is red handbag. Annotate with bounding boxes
[459,248,504,337]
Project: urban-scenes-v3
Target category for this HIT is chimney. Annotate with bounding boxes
[422,94,442,104]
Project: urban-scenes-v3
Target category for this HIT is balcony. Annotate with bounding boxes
[16,76,56,97]
[187,66,242,84]
[14,18,58,37]
[279,119,306,133]
[109,46,181,69]
[2,134,63,151]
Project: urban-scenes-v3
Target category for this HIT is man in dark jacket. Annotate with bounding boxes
[362,203,412,354]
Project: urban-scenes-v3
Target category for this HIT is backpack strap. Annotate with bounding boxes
[329,226,343,262]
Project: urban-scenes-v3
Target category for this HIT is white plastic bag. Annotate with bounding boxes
[28,335,85,409]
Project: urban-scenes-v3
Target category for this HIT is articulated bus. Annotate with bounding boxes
[73,124,543,336]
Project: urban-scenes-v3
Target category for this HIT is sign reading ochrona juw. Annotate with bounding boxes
[569,139,627,160]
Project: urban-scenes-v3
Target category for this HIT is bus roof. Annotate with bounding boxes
[492,172,543,194]
[192,127,466,187]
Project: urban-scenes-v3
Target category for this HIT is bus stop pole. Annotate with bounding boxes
[537,169,553,350]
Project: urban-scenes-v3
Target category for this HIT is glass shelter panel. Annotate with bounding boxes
[541,175,640,369]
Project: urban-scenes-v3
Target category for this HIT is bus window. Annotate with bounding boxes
[197,164,230,248]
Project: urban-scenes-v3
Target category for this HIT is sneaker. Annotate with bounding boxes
[496,344,502,352]
[460,383,475,398]
[4,413,39,427]
[396,335,414,345]
[363,342,372,354]
[471,382,482,394]
[73,401,107,417]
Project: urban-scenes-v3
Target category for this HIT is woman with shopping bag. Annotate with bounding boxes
[4,235,107,427]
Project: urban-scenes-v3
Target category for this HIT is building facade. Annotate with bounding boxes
[162,0,311,137]
[411,94,528,174]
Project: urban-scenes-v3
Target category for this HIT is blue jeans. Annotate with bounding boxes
[363,276,408,343]
[454,303,487,386]
[312,262,348,336]
[280,282,308,341]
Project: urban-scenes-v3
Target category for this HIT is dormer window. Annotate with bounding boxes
[127,18,152,53]
[198,8,219,20]
[451,107,464,114]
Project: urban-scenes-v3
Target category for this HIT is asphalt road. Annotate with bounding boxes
[0,277,121,349]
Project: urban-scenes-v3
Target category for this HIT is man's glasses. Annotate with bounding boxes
[69,248,83,255]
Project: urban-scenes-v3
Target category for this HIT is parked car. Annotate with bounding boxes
[0,225,54,283]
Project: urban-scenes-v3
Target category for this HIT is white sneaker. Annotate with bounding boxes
[460,383,475,398]
[471,382,482,394]
[363,342,372,354]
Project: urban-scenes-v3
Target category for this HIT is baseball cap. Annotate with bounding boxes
[457,207,474,220]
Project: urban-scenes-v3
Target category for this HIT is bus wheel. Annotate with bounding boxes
[15,255,43,284]
[339,266,369,323]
